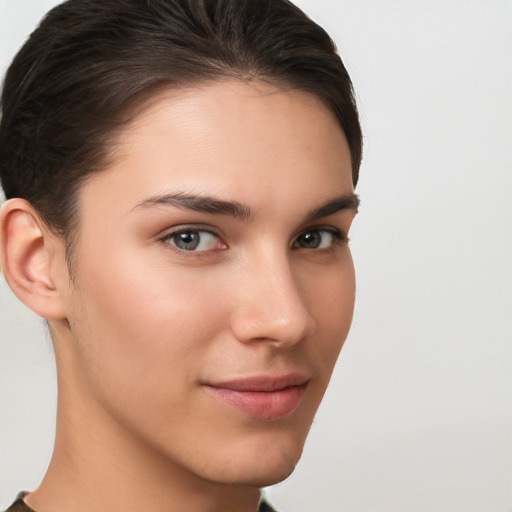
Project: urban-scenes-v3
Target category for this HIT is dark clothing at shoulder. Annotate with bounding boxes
[3,499,32,512]
[4,495,279,512]
[258,499,279,512]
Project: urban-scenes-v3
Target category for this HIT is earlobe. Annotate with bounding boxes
[0,198,68,320]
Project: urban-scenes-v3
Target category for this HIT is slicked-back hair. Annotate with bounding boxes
[0,0,362,247]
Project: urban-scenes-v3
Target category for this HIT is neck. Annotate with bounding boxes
[28,400,261,512]
[27,323,261,512]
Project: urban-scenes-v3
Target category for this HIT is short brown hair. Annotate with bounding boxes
[0,0,362,243]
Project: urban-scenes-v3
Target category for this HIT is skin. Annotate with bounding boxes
[0,80,357,512]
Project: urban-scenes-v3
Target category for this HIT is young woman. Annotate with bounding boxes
[0,1,362,511]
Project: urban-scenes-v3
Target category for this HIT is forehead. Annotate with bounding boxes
[78,80,353,221]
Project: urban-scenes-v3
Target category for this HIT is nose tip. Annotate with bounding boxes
[230,270,316,347]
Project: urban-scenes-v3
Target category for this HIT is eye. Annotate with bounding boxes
[292,228,343,250]
[163,229,225,252]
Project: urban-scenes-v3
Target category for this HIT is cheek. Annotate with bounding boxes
[69,248,228,406]
[304,252,355,373]
[81,243,221,333]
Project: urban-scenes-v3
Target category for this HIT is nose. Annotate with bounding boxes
[229,254,316,347]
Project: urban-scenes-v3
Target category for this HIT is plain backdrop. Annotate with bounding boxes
[1,1,511,511]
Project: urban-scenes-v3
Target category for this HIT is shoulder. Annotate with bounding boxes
[3,494,35,512]
[5,495,277,512]
[3,501,32,512]
[259,499,279,512]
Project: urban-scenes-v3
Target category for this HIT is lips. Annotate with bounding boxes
[202,374,309,421]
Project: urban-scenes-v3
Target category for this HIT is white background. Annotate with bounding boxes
[1,1,511,511]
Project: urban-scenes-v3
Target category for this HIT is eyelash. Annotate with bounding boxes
[159,225,348,255]
[292,227,348,251]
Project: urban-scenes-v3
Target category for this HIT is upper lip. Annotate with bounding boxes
[203,373,310,392]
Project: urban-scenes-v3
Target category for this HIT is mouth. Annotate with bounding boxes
[202,374,310,421]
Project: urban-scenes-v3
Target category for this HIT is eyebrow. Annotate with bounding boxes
[134,191,359,221]
[306,193,360,220]
[134,192,252,220]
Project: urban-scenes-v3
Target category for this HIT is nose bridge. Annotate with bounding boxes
[230,248,316,345]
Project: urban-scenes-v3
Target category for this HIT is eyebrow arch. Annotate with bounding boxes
[307,193,360,220]
[134,191,359,222]
[133,192,252,220]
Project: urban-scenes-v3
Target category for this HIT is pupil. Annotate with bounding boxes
[301,231,321,248]
[175,231,199,250]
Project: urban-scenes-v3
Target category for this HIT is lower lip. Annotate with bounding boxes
[203,384,306,421]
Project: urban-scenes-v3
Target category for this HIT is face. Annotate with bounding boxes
[57,80,357,488]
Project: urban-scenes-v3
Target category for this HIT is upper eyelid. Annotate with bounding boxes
[294,225,345,238]
[159,223,343,234]
[158,224,223,240]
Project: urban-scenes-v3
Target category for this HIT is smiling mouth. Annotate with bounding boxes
[202,375,309,421]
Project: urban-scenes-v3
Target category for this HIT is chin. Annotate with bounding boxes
[200,436,306,488]
[248,462,299,488]
[209,459,299,488]
[195,405,317,487]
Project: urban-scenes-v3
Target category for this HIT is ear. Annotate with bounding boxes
[0,198,68,320]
